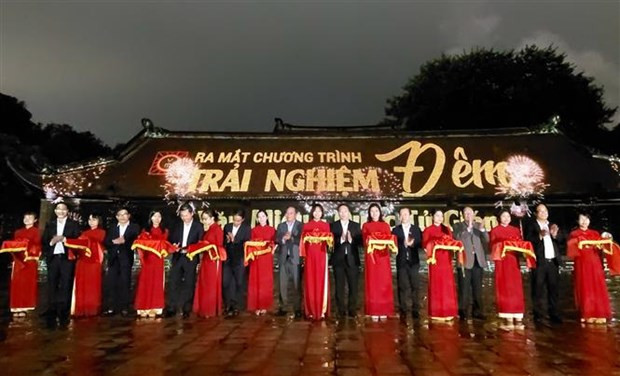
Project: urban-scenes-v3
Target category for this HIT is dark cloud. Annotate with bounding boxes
[2,1,618,144]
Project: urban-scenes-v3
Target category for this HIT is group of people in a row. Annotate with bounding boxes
[1,201,617,329]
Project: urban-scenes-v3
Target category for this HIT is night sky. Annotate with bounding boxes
[2,1,618,145]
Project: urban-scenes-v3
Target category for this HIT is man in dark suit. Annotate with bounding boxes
[42,202,81,328]
[222,209,251,316]
[165,203,204,318]
[392,207,423,320]
[103,206,140,317]
[330,203,362,318]
[525,203,564,324]
[453,206,489,320]
[275,205,303,318]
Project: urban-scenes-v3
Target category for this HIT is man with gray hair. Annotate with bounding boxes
[275,205,303,318]
[453,206,489,321]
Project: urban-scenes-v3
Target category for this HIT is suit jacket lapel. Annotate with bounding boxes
[60,219,71,238]
[188,222,194,242]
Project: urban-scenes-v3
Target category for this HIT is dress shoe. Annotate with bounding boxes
[459,313,467,321]
[163,310,177,318]
[39,309,51,318]
[411,311,420,320]
[102,310,117,317]
[533,314,543,323]
[347,311,357,318]
[275,309,287,317]
[294,310,302,319]
[182,311,191,319]
[550,315,563,324]
[58,319,70,330]
[120,310,130,318]
[473,313,486,321]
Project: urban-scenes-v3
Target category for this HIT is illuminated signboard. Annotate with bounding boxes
[42,132,619,201]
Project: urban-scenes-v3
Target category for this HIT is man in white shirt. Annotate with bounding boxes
[42,202,80,328]
[330,204,362,318]
[223,209,251,317]
[525,203,563,324]
[392,207,422,320]
[165,203,203,318]
[103,207,140,317]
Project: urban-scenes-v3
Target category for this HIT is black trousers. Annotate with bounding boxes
[105,254,133,312]
[167,255,198,313]
[333,263,359,315]
[47,255,75,323]
[223,261,245,311]
[397,262,420,314]
[532,259,560,318]
[458,259,484,317]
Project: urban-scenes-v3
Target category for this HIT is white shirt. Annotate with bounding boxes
[282,221,295,248]
[182,220,193,248]
[53,219,67,254]
[232,225,240,239]
[118,222,129,237]
[402,223,411,243]
[340,220,349,242]
[537,220,555,259]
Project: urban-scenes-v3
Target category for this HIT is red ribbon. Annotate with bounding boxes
[491,240,536,269]
[425,236,465,266]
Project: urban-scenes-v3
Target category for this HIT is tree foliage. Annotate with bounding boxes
[0,93,112,235]
[384,46,618,153]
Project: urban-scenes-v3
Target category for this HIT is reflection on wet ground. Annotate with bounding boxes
[0,272,618,375]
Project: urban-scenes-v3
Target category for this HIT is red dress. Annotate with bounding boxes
[568,229,612,320]
[72,228,105,316]
[423,224,458,319]
[246,224,276,312]
[9,226,41,312]
[490,224,525,318]
[362,221,395,316]
[134,227,168,314]
[300,220,332,319]
[193,224,226,317]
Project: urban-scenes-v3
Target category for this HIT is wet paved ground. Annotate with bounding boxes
[0,268,619,375]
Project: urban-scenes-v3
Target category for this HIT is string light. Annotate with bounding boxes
[42,163,107,201]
